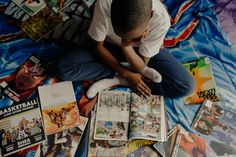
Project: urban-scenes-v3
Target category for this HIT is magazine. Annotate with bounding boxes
[38,81,80,135]
[47,0,74,13]
[19,6,64,41]
[0,56,47,103]
[12,0,46,16]
[39,116,88,157]
[182,56,220,104]
[94,90,167,141]
[4,1,30,22]
[88,111,127,157]
[191,99,236,156]
[172,125,217,157]
[0,98,46,156]
[153,125,179,157]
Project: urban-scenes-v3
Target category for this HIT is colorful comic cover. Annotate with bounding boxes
[38,81,80,135]
[19,6,64,41]
[46,0,73,13]
[38,116,88,157]
[153,125,179,157]
[88,111,127,157]
[94,91,167,141]
[12,0,46,16]
[182,56,220,104]
[191,100,236,156]
[0,56,47,104]
[4,1,30,21]
[123,140,159,157]
[0,98,46,156]
[172,125,217,157]
[7,145,39,157]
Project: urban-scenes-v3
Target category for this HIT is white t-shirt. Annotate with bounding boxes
[88,0,170,57]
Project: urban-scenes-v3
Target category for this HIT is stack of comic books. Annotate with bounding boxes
[3,0,73,41]
[191,100,236,156]
[38,81,88,157]
[154,124,218,157]
[0,56,88,156]
[182,56,220,105]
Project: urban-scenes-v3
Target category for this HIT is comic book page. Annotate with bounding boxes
[12,0,46,16]
[0,56,47,104]
[39,116,88,157]
[94,91,130,141]
[191,100,236,156]
[88,111,127,157]
[172,125,217,157]
[0,98,46,156]
[153,125,179,157]
[38,81,80,135]
[19,6,64,41]
[129,93,167,141]
[182,56,220,105]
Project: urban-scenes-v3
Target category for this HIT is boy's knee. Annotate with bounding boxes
[177,75,195,97]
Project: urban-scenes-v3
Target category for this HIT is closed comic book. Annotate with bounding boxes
[0,98,46,156]
[182,56,220,104]
[38,81,80,135]
[19,6,64,41]
[191,100,236,156]
[12,0,46,16]
[0,56,47,105]
[38,116,88,157]
[47,0,73,13]
[153,125,179,157]
[171,124,217,157]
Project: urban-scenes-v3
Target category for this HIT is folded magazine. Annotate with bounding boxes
[94,90,167,142]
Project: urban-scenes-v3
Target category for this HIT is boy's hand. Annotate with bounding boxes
[125,72,151,98]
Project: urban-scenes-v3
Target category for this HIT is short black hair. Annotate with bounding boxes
[111,0,152,35]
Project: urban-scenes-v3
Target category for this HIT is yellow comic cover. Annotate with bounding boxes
[38,81,80,135]
[183,57,220,104]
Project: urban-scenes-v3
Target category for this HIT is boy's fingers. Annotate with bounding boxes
[140,80,151,93]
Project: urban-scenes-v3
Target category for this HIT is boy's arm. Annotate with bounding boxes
[121,39,150,73]
[93,40,151,97]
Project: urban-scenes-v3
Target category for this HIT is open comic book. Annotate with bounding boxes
[88,111,127,157]
[88,111,159,157]
[38,81,81,135]
[94,90,167,142]
[191,100,236,156]
[0,56,47,104]
[182,56,220,105]
[171,125,217,157]
[38,116,88,157]
[0,98,46,156]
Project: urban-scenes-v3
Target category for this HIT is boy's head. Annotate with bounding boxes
[111,0,152,42]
